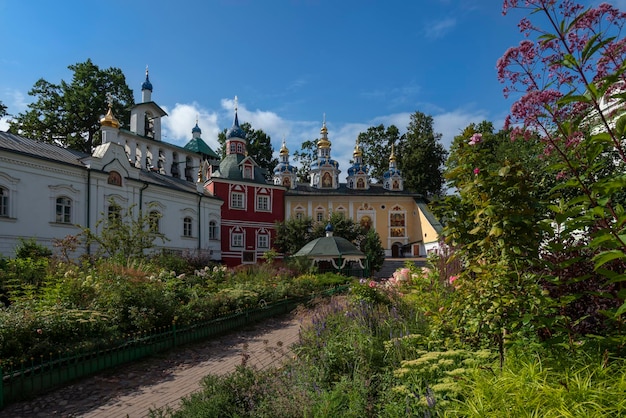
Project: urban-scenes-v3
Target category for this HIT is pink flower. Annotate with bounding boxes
[36,328,43,335]
[468,133,482,145]
[449,275,458,284]
[368,280,377,288]
[473,168,480,175]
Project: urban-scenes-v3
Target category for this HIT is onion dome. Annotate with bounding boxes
[226,111,246,139]
[279,139,289,156]
[325,222,334,236]
[142,67,153,91]
[100,104,120,128]
[317,121,331,148]
[226,96,246,139]
[192,122,201,134]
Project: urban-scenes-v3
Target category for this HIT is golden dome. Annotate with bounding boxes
[318,137,331,148]
[279,138,289,155]
[389,144,396,162]
[100,104,120,129]
[353,139,362,157]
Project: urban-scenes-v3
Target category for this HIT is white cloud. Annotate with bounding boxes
[434,108,490,149]
[0,88,30,131]
[161,103,220,151]
[157,99,493,182]
[424,17,457,39]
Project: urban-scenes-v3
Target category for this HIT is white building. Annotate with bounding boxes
[0,70,223,259]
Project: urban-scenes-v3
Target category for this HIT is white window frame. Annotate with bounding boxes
[55,196,72,224]
[209,220,219,240]
[256,195,270,211]
[231,192,245,209]
[0,186,9,218]
[231,231,244,248]
[257,234,269,249]
[183,216,193,237]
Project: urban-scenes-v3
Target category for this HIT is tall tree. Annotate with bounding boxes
[0,100,7,120]
[273,216,314,255]
[9,59,134,153]
[355,124,400,182]
[397,112,447,197]
[217,122,277,180]
[292,139,316,183]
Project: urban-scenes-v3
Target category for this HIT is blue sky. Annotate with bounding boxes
[1,0,623,172]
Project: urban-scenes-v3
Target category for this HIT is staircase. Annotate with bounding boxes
[374,258,428,279]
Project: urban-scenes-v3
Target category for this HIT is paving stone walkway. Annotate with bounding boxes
[1,310,305,418]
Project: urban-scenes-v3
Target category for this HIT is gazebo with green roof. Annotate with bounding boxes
[293,223,369,277]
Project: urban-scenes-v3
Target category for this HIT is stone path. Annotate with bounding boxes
[1,310,304,418]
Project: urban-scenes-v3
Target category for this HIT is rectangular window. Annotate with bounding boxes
[231,232,244,248]
[56,197,72,224]
[209,221,218,240]
[183,217,193,237]
[316,211,325,222]
[0,187,8,217]
[295,211,304,220]
[257,234,269,249]
[231,192,244,209]
[242,251,255,263]
[257,195,270,211]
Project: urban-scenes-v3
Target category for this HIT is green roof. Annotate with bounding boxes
[294,236,365,258]
[184,138,219,159]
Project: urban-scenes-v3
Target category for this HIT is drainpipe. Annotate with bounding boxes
[86,168,91,256]
[139,182,149,212]
[197,193,203,250]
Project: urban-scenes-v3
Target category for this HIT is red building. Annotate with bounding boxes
[205,103,285,267]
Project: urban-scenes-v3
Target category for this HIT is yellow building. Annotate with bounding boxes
[274,120,442,257]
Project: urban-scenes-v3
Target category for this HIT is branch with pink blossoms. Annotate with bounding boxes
[499,0,626,316]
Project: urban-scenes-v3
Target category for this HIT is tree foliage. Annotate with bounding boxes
[397,112,447,197]
[292,139,316,183]
[82,201,166,263]
[8,59,134,153]
[359,228,386,274]
[356,124,400,182]
[0,100,7,120]
[273,216,314,256]
[217,122,278,180]
[499,0,626,320]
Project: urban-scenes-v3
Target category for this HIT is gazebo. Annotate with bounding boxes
[293,223,368,277]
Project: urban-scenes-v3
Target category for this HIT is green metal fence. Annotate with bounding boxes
[0,286,348,409]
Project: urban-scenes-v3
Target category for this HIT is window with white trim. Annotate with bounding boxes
[316,211,325,222]
[209,221,218,240]
[55,196,72,224]
[231,232,244,247]
[149,210,161,233]
[257,234,269,249]
[231,192,244,209]
[183,216,193,237]
[0,187,8,217]
[257,195,270,211]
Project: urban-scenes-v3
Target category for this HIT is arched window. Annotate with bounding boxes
[108,203,121,221]
[183,216,193,237]
[357,178,365,189]
[360,216,372,231]
[209,220,218,240]
[322,172,332,188]
[237,143,244,154]
[56,196,72,224]
[149,211,160,233]
[107,171,122,186]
